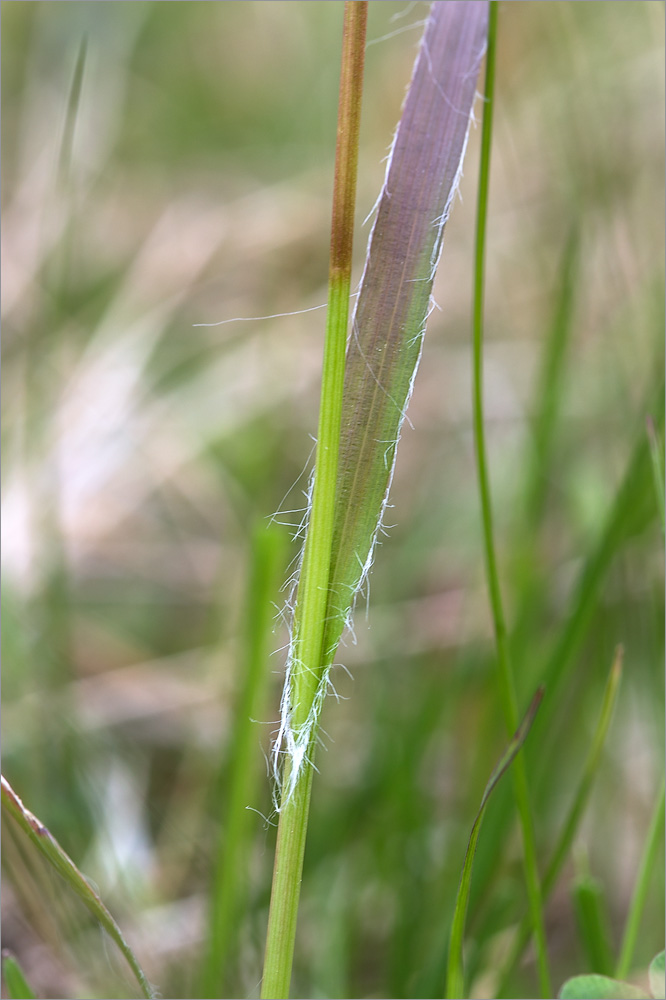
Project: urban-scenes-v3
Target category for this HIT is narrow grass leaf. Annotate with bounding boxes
[57,34,87,189]
[1,776,155,1000]
[469,3,551,992]
[646,416,665,534]
[615,778,666,980]
[445,687,543,1000]
[572,875,616,977]
[472,376,664,933]
[510,225,581,666]
[201,523,285,999]
[497,647,623,994]
[539,379,664,710]
[524,224,581,528]
[1,954,36,1000]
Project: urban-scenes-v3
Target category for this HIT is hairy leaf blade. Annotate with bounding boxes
[322,1,489,663]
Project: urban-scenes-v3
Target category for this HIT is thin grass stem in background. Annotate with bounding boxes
[0,776,154,1000]
[573,873,616,977]
[1,954,36,1000]
[260,6,367,995]
[524,225,580,529]
[647,417,665,534]
[446,687,543,999]
[539,379,664,712]
[497,647,623,994]
[509,225,581,676]
[470,375,664,939]
[201,523,285,999]
[23,37,90,834]
[470,3,551,995]
[615,777,666,981]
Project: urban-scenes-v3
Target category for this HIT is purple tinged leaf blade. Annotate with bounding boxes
[324,1,489,659]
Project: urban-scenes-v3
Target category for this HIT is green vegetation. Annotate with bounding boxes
[2,953,37,1000]
[1,778,154,999]
[2,3,663,999]
[559,948,665,1000]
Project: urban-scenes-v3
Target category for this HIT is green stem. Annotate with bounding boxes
[446,688,544,999]
[201,524,284,998]
[261,754,316,1000]
[646,416,665,534]
[615,776,665,980]
[471,4,551,996]
[261,5,367,997]
[497,647,623,994]
[573,873,615,977]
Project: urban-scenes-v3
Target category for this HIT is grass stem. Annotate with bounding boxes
[201,523,285,998]
[647,416,665,534]
[471,4,551,995]
[615,777,666,980]
[260,6,367,996]
[446,688,543,999]
[497,647,623,994]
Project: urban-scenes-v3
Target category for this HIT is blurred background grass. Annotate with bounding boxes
[1,3,664,999]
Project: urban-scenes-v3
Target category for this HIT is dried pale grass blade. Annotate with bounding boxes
[1,776,155,999]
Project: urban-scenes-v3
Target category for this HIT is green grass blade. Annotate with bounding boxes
[510,225,581,664]
[57,34,87,189]
[573,875,616,977]
[1,776,155,1000]
[1,954,36,1000]
[470,375,664,931]
[525,224,581,529]
[446,687,543,1000]
[539,379,664,709]
[470,3,551,994]
[646,416,665,534]
[497,648,623,994]
[612,399,665,983]
[201,522,285,999]
[542,648,623,898]
[615,777,666,980]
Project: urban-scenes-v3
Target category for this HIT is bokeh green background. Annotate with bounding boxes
[2,3,664,998]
